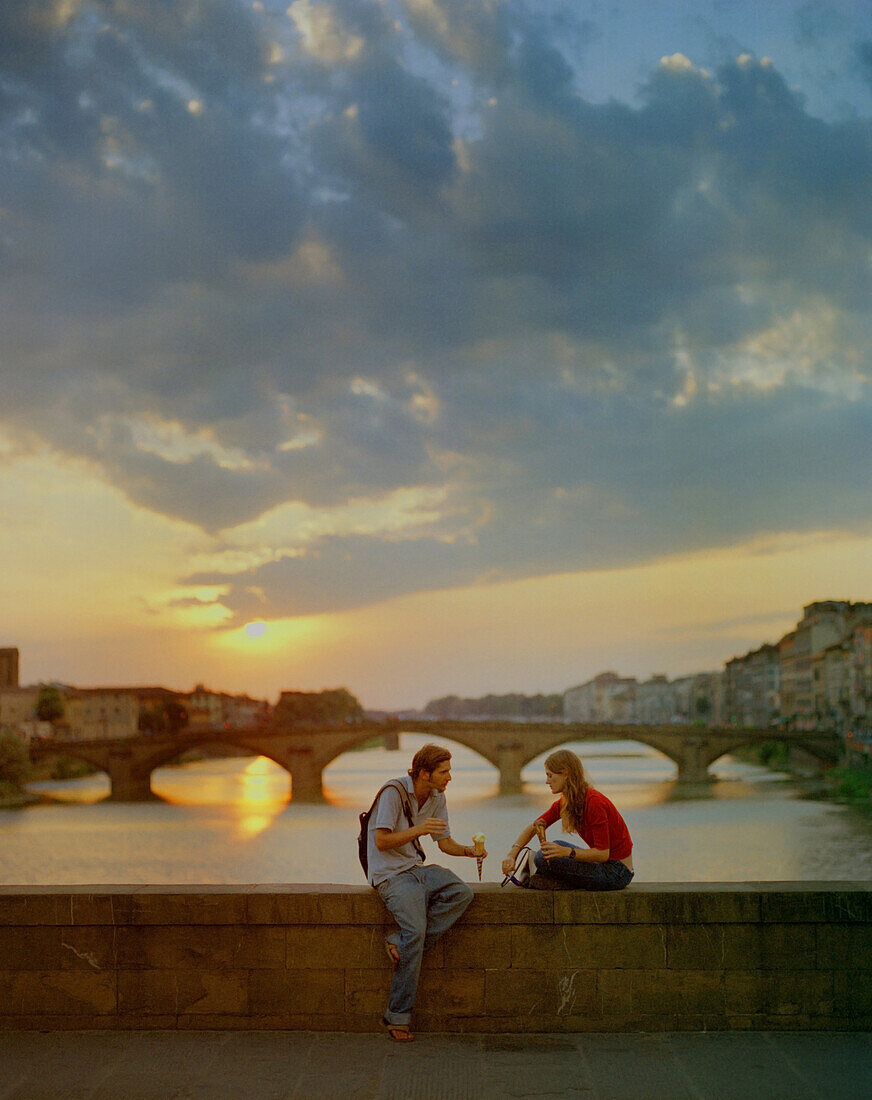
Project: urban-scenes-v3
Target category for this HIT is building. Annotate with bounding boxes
[0,686,41,740]
[849,620,872,735]
[563,673,638,723]
[671,672,725,727]
[634,675,676,725]
[186,685,269,730]
[814,642,852,732]
[63,689,141,740]
[0,648,19,690]
[724,644,780,728]
[779,601,872,729]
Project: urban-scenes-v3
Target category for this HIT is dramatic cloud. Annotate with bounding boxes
[2,0,871,625]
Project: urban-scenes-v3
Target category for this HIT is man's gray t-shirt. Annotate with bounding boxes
[366,775,450,887]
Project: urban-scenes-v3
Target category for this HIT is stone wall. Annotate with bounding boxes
[1,883,870,1031]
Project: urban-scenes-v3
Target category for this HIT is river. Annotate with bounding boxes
[2,734,871,885]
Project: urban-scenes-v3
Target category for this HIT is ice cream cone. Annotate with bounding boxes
[473,833,486,881]
[534,822,546,845]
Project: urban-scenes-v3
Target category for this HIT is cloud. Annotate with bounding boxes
[2,0,871,622]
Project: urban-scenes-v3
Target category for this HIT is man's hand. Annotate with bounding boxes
[416,817,447,837]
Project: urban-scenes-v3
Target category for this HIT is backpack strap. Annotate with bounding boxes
[372,779,426,864]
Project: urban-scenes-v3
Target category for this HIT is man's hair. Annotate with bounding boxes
[409,743,452,779]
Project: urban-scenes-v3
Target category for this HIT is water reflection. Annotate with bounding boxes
[155,755,290,840]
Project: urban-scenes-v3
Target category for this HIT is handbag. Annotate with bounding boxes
[501,845,532,888]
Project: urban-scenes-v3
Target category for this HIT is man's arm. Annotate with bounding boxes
[436,836,481,858]
[375,818,445,852]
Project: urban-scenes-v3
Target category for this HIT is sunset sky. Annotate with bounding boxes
[2,0,872,710]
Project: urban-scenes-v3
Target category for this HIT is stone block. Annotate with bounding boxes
[760,884,872,924]
[284,926,379,969]
[816,924,872,969]
[246,886,360,925]
[8,970,117,1016]
[349,892,393,926]
[616,969,725,1016]
[343,968,388,1015]
[248,968,344,1015]
[0,889,73,926]
[766,972,833,1019]
[832,970,872,1015]
[70,891,130,926]
[117,970,176,1014]
[760,925,816,970]
[58,926,118,972]
[0,927,62,970]
[484,967,599,1018]
[720,924,764,969]
[443,926,512,969]
[510,924,665,970]
[175,971,248,1015]
[118,970,248,1015]
[112,888,249,926]
[116,926,284,970]
[724,970,766,1015]
[666,925,726,969]
[553,885,761,926]
[597,969,633,1016]
[460,886,553,924]
[415,969,486,1015]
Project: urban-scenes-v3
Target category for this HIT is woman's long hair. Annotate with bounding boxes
[544,749,589,835]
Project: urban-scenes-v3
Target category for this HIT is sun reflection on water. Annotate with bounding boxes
[154,755,290,839]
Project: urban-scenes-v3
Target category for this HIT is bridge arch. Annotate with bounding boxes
[27,744,113,795]
[515,734,682,776]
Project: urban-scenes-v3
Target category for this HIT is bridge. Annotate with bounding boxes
[28,720,841,802]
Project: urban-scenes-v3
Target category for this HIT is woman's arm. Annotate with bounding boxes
[539,841,609,863]
[501,822,538,875]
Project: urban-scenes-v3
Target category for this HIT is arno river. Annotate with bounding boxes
[2,734,872,885]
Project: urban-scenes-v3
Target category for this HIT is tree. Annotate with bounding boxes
[35,684,64,724]
[138,699,189,735]
[274,688,364,725]
[0,728,30,791]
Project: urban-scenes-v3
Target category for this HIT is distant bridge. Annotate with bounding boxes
[27,720,841,802]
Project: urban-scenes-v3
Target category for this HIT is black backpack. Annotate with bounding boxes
[358,779,426,879]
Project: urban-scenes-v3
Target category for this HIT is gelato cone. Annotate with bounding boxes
[473,833,486,881]
[534,822,546,844]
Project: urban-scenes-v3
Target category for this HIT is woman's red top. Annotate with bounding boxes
[536,789,632,860]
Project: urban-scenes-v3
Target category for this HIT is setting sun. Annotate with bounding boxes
[245,621,267,638]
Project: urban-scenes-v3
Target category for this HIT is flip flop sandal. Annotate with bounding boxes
[384,938,400,968]
[384,1023,415,1042]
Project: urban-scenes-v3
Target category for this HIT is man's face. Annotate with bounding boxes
[424,760,452,792]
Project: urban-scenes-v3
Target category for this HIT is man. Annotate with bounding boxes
[366,742,484,1042]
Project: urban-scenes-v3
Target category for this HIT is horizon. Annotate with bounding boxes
[2,1,872,710]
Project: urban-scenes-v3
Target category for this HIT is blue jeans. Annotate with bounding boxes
[533,840,634,891]
[376,864,473,1026]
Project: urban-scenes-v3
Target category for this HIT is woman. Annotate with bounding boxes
[501,749,634,891]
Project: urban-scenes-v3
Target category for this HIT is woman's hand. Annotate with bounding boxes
[539,841,570,861]
[501,855,517,875]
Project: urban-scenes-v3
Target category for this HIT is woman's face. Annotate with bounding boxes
[545,767,566,794]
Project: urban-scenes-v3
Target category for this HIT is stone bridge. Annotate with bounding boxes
[28,720,841,802]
